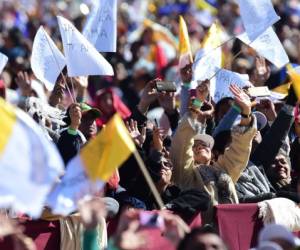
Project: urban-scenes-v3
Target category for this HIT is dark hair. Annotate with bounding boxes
[215,97,234,117]
[177,226,227,250]
[62,106,72,128]
[213,130,232,155]
[290,139,300,173]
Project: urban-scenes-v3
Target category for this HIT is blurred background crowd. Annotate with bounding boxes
[2,1,300,250]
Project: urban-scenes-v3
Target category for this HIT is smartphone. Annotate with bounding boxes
[139,211,164,229]
[248,86,270,97]
[155,81,177,92]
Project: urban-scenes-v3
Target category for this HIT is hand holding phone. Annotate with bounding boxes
[139,212,164,229]
[155,81,177,92]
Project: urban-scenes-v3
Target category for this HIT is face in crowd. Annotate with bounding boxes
[193,140,212,165]
[266,154,292,187]
[79,111,98,140]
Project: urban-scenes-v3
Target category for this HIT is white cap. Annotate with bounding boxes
[259,224,300,247]
[256,241,283,250]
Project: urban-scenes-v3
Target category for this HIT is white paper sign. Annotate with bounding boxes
[46,156,104,215]
[237,0,280,41]
[57,16,114,77]
[193,47,221,81]
[212,69,252,103]
[0,53,8,74]
[238,27,289,69]
[83,0,117,52]
[31,26,66,91]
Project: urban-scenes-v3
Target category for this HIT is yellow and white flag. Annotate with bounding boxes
[287,64,300,100]
[178,16,193,69]
[0,98,64,218]
[193,21,223,81]
[47,113,136,215]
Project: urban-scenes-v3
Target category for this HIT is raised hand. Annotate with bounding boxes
[138,78,160,114]
[126,119,146,147]
[159,211,189,247]
[253,56,271,86]
[78,197,107,230]
[230,84,251,115]
[152,126,164,152]
[196,79,210,102]
[15,71,32,97]
[230,84,252,126]
[256,99,277,122]
[49,80,66,107]
[115,210,146,250]
[69,103,82,130]
[180,63,193,83]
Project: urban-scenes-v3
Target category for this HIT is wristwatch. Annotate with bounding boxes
[241,112,251,118]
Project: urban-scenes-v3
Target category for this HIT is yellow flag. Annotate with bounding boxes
[178,16,193,68]
[195,0,218,15]
[0,98,17,155]
[287,64,300,99]
[202,21,222,50]
[271,82,291,96]
[81,113,136,181]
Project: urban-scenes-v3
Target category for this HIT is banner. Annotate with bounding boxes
[83,0,117,52]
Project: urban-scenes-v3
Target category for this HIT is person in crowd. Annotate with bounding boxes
[56,102,101,165]
[170,83,256,210]
[177,226,228,250]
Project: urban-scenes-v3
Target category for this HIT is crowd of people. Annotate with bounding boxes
[1,0,300,249]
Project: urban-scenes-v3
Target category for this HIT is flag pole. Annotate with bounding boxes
[43,26,75,103]
[132,150,165,210]
[208,39,255,81]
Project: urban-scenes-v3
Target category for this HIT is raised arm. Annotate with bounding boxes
[251,88,297,168]
[170,111,205,188]
[216,85,257,183]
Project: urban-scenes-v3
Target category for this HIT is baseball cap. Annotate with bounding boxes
[253,111,267,131]
[233,111,267,131]
[80,103,102,119]
[259,224,300,247]
[194,134,215,149]
[255,241,283,250]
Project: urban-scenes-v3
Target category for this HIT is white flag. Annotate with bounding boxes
[46,156,104,215]
[193,48,221,82]
[0,52,8,74]
[57,16,114,77]
[193,22,223,82]
[83,0,117,52]
[238,27,289,69]
[212,69,252,103]
[237,0,280,41]
[31,26,66,91]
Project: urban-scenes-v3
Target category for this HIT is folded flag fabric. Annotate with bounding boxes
[178,15,193,69]
[193,21,223,81]
[57,15,114,77]
[47,113,136,215]
[287,64,300,100]
[195,0,218,15]
[82,113,136,181]
[0,98,64,218]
